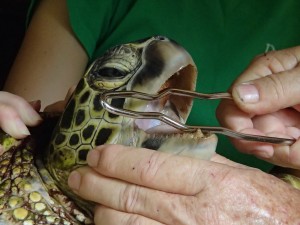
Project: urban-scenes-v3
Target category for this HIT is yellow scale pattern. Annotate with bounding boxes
[0,135,91,224]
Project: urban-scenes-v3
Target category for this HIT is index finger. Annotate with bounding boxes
[86,144,221,195]
[216,99,274,156]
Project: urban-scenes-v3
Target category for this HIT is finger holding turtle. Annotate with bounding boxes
[0,92,42,140]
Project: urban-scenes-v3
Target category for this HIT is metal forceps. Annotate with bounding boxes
[100,88,295,145]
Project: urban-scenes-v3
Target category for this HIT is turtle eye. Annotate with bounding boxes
[95,67,127,79]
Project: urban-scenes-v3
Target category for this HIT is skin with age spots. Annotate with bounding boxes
[68,145,300,225]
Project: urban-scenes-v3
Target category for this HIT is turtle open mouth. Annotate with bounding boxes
[133,63,197,134]
[135,98,182,133]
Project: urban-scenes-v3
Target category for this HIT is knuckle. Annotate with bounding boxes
[264,75,285,102]
[257,49,298,73]
[0,104,18,121]
[268,53,296,74]
[268,55,285,73]
[78,172,98,198]
[288,144,300,169]
[280,50,299,70]
[93,205,106,222]
[125,214,144,225]
[139,151,162,184]
[96,145,120,172]
[212,167,240,187]
[120,184,141,213]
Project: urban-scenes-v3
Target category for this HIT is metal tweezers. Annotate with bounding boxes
[100,88,295,145]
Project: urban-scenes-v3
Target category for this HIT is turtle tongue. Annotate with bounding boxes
[134,100,183,133]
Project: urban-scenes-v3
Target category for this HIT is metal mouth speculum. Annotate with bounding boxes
[100,88,295,145]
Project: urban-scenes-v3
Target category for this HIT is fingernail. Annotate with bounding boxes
[68,171,81,191]
[87,149,100,167]
[236,83,259,103]
[15,120,30,136]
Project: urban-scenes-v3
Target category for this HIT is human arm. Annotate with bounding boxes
[68,145,300,225]
[0,0,88,139]
[216,46,300,169]
[4,0,88,110]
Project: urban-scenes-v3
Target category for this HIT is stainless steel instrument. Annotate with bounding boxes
[100,88,295,145]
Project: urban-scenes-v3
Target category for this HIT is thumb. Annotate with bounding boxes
[231,66,300,115]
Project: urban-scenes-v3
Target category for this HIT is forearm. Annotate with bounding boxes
[4,0,88,109]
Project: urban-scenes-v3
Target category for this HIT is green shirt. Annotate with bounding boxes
[31,0,300,171]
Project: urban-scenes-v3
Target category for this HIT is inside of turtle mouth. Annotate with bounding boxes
[134,64,196,133]
[134,99,183,133]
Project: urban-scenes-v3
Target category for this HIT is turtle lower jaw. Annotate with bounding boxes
[131,98,218,160]
[135,128,217,160]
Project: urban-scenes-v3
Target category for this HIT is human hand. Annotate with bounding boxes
[0,91,42,140]
[68,145,300,225]
[217,46,300,168]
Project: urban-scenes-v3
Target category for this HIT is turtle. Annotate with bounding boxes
[0,36,218,225]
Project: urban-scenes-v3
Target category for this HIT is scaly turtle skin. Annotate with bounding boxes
[0,36,217,225]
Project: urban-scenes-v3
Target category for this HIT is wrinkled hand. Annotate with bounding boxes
[0,91,41,139]
[68,145,300,225]
[217,46,300,168]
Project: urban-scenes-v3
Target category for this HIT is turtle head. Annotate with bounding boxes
[48,36,216,172]
[85,36,197,123]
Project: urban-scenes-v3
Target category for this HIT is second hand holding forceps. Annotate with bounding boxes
[100,88,295,146]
